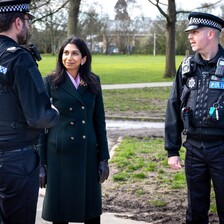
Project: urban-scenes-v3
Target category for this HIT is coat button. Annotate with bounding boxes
[81,106,85,110]
[83,135,86,139]
[69,107,73,111]
[70,137,75,140]
[82,120,85,124]
[70,121,75,125]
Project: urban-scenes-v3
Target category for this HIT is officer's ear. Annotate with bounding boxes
[14,17,23,31]
[207,28,216,40]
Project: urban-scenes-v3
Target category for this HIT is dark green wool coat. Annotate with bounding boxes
[39,73,110,222]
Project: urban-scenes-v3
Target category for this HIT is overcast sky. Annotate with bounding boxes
[82,0,222,19]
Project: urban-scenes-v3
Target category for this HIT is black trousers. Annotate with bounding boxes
[53,216,100,224]
[0,146,39,224]
[184,142,224,224]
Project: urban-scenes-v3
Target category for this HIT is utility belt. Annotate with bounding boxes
[0,145,36,154]
[0,121,26,129]
[186,131,224,148]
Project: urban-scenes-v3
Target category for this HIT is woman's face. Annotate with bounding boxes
[62,43,86,75]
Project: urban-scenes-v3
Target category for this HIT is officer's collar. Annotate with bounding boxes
[192,44,223,65]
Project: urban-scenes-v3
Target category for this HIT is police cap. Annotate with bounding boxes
[185,12,224,32]
[0,0,34,18]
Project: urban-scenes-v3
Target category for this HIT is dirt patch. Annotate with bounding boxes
[102,112,219,224]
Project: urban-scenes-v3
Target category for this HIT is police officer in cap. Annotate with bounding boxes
[0,0,59,223]
[165,12,224,223]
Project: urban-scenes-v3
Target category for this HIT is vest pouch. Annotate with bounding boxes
[206,93,224,126]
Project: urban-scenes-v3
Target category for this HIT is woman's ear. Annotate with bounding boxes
[81,56,87,65]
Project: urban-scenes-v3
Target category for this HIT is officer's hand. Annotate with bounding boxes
[168,156,182,170]
[39,165,47,188]
[98,160,109,183]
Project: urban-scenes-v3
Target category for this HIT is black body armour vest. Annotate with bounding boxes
[0,47,27,129]
[181,56,224,128]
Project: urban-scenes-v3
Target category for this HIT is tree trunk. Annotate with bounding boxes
[67,0,81,37]
[164,0,176,78]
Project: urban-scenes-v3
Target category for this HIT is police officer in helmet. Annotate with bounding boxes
[165,12,224,223]
[0,0,59,223]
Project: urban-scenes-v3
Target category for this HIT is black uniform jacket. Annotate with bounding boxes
[165,45,224,157]
[0,35,59,150]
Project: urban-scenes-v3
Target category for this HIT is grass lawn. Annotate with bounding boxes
[103,87,171,119]
[37,54,175,118]
[111,136,186,188]
[37,54,184,84]
[104,136,217,220]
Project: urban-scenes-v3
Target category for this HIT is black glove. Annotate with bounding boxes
[98,160,109,184]
[39,165,47,188]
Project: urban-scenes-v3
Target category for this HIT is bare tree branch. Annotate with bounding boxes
[176,0,223,15]
[146,0,222,77]
[32,0,69,23]
[147,0,169,20]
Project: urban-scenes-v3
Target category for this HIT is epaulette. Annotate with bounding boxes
[6,46,22,53]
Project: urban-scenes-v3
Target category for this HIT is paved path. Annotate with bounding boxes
[36,191,149,223]
[36,82,170,224]
[102,82,172,90]
[36,178,150,224]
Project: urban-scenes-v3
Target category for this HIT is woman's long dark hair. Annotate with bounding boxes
[48,37,100,94]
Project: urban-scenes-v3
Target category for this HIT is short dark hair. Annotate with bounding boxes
[0,12,25,32]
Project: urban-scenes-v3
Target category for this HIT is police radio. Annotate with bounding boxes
[215,57,224,77]
[28,44,42,61]
[181,107,192,135]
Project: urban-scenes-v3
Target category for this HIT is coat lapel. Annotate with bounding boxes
[60,73,85,105]
[77,85,88,95]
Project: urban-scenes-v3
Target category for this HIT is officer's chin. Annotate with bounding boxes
[24,32,32,45]
[27,32,32,41]
[26,33,32,45]
[17,33,32,45]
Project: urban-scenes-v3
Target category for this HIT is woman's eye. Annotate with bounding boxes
[63,51,80,56]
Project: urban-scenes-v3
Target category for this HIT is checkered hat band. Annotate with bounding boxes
[0,3,29,13]
[189,17,222,30]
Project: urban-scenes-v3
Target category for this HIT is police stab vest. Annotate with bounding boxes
[181,55,224,128]
[0,47,27,129]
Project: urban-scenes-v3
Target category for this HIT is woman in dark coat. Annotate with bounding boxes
[38,37,110,224]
